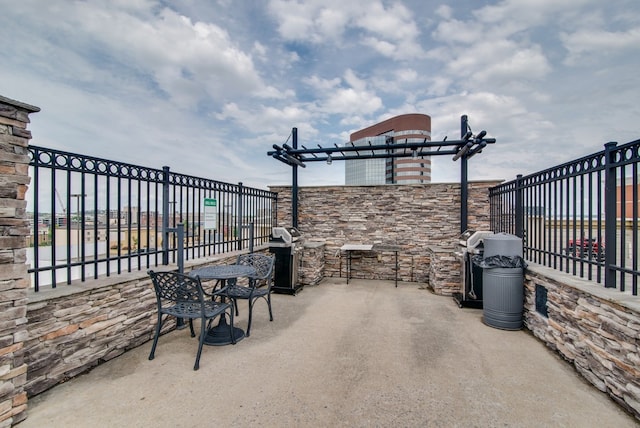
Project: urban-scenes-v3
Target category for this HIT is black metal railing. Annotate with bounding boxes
[490,139,640,295]
[28,146,278,291]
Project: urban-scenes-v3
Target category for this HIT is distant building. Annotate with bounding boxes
[346,113,431,185]
[617,180,640,219]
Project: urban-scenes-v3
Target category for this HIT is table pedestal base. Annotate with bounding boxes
[204,316,244,346]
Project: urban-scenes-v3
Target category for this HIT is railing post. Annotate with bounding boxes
[604,142,617,288]
[162,166,170,265]
[238,182,244,250]
[239,222,255,253]
[176,223,184,273]
[515,174,524,239]
[488,186,494,232]
[174,222,185,329]
[246,222,255,253]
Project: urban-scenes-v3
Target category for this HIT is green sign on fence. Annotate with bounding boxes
[204,198,217,230]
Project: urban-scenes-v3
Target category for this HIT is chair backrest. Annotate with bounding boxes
[148,270,205,306]
[236,254,275,286]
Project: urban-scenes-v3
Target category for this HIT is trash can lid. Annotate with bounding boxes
[484,233,521,242]
[483,233,523,258]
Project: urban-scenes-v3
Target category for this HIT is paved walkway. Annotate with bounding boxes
[20,279,637,427]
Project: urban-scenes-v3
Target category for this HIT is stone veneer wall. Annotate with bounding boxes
[0,96,39,427]
[23,254,240,399]
[271,183,497,289]
[524,264,640,419]
[25,272,159,397]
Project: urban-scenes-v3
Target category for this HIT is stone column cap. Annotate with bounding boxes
[0,95,41,113]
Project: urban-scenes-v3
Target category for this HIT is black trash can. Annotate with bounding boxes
[479,233,525,330]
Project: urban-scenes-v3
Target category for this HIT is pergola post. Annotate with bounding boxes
[460,115,468,233]
[292,127,298,228]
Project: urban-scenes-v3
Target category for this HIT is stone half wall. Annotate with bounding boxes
[25,273,158,397]
[524,263,640,420]
[23,253,241,399]
[270,182,497,291]
[0,96,39,426]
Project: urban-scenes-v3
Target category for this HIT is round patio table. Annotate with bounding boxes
[190,264,256,346]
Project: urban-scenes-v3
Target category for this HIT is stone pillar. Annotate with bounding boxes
[300,241,325,286]
[0,95,39,426]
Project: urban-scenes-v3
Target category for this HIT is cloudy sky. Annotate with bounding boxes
[1,0,639,189]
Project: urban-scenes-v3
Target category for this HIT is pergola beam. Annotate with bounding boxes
[269,136,495,167]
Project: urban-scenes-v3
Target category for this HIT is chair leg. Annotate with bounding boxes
[234,299,239,316]
[194,317,207,371]
[188,319,195,337]
[149,312,163,361]
[267,294,274,321]
[246,300,254,337]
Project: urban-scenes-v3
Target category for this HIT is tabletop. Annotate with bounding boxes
[340,244,374,251]
[190,264,257,280]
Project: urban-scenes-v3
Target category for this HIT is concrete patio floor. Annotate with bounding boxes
[20,278,637,427]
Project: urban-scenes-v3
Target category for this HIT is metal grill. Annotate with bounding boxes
[269,227,304,294]
[454,230,492,308]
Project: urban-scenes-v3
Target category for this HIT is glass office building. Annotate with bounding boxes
[345,114,431,185]
[344,135,389,185]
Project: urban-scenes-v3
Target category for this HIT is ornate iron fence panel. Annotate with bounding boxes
[490,139,640,295]
[27,146,277,291]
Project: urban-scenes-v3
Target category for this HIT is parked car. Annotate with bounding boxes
[565,238,605,261]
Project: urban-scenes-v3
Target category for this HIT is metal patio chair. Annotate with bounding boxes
[148,270,235,370]
[216,254,275,337]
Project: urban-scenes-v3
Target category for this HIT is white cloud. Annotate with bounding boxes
[435,5,453,20]
[268,0,424,59]
[315,7,350,40]
[431,18,483,45]
[253,41,268,58]
[395,68,418,83]
[1,0,639,191]
[322,88,382,115]
[361,37,397,57]
[267,0,351,42]
[306,69,383,116]
[473,0,594,29]
[343,69,367,92]
[355,1,419,42]
[303,76,341,91]
[413,91,558,182]
[91,7,265,103]
[469,42,551,83]
[561,28,640,64]
[215,101,317,146]
[13,2,272,109]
